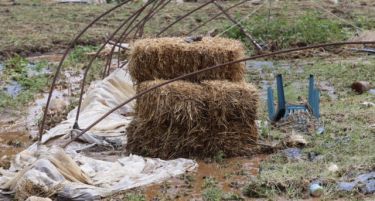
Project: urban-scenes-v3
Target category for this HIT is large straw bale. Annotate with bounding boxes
[126,118,258,159]
[135,80,208,128]
[128,37,246,83]
[127,80,259,159]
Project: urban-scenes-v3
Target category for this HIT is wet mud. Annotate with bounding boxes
[0,131,31,168]
[144,155,266,200]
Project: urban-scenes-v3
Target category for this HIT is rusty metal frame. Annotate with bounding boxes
[103,0,170,78]
[213,1,263,51]
[40,0,372,147]
[187,0,250,35]
[62,40,375,147]
[73,0,158,129]
[38,0,133,142]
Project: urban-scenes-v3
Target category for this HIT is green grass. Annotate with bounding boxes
[2,0,375,58]
[245,56,375,200]
[124,193,146,201]
[227,11,350,51]
[0,1,234,57]
[0,44,108,110]
[202,177,223,201]
[0,55,50,110]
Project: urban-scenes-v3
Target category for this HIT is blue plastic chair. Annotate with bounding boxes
[267,74,320,122]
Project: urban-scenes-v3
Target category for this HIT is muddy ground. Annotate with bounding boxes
[1,0,375,200]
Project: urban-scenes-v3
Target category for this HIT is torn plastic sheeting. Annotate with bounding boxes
[0,68,197,200]
[40,68,135,147]
[1,147,197,200]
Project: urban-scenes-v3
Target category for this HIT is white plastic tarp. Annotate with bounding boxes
[0,68,197,200]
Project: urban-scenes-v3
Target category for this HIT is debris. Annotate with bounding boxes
[127,80,259,159]
[86,43,129,57]
[327,163,339,173]
[350,48,375,54]
[351,81,371,94]
[327,0,339,4]
[337,182,356,192]
[338,172,375,194]
[350,30,375,48]
[285,132,308,147]
[316,126,325,135]
[250,0,262,5]
[48,98,68,113]
[128,37,246,83]
[207,28,219,37]
[26,196,52,201]
[309,183,324,197]
[185,35,203,43]
[282,148,302,161]
[360,101,375,108]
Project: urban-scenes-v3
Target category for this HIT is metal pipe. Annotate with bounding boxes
[213,1,262,51]
[102,1,156,78]
[156,0,214,37]
[110,0,170,75]
[38,0,132,142]
[62,40,375,148]
[187,0,250,35]
[74,0,157,128]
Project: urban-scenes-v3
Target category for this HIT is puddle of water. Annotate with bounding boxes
[0,131,30,168]
[26,62,52,77]
[3,80,22,97]
[1,60,51,97]
[144,155,266,200]
[26,69,82,137]
[246,60,274,70]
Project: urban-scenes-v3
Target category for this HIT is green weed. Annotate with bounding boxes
[227,11,349,50]
[245,57,375,199]
[0,55,49,109]
[125,193,146,201]
[213,150,225,163]
[202,187,223,201]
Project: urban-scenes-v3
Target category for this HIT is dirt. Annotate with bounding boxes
[0,131,31,168]
[143,155,266,200]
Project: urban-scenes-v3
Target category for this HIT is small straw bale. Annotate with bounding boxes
[128,37,246,83]
[202,80,258,126]
[127,80,259,159]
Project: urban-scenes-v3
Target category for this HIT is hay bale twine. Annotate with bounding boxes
[128,37,246,83]
[127,80,259,159]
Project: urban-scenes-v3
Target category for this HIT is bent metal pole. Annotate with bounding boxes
[38,0,133,143]
[62,40,375,148]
